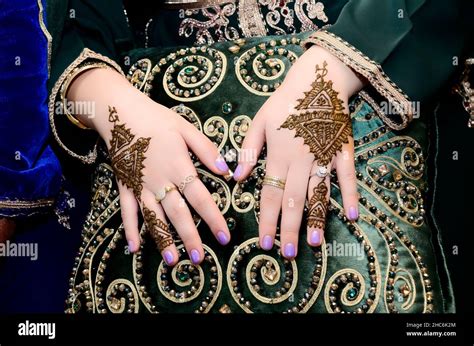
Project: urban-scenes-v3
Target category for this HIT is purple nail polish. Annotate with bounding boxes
[217,231,229,245]
[233,164,243,180]
[283,243,296,258]
[128,240,135,252]
[261,235,273,250]
[163,250,174,265]
[349,206,359,221]
[190,249,201,264]
[215,157,229,173]
[310,230,320,245]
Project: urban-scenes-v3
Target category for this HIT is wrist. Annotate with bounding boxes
[306,45,365,97]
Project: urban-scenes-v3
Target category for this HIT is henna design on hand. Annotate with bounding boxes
[279,61,352,166]
[108,106,151,201]
[307,181,329,229]
[143,206,173,251]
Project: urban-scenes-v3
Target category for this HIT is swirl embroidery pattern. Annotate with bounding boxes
[279,61,352,166]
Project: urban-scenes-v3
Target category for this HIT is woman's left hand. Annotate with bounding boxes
[233,45,364,259]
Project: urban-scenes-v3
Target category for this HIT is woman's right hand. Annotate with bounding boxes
[68,68,232,266]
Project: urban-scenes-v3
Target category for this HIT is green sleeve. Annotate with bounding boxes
[328,0,468,105]
[47,0,133,88]
[46,0,133,164]
[304,0,471,129]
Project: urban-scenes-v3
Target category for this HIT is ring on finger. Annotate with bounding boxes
[178,174,199,194]
[310,165,330,179]
[155,185,178,203]
[262,175,286,190]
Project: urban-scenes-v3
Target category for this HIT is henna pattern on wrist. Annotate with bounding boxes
[108,106,151,201]
[307,181,328,229]
[143,206,174,251]
[279,61,352,166]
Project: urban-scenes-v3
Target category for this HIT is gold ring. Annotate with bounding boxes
[262,175,286,190]
[178,174,199,194]
[155,185,178,203]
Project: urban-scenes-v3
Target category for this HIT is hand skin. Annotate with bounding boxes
[0,218,16,243]
[67,68,232,266]
[234,45,365,259]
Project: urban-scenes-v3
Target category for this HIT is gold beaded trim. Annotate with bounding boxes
[162,0,235,9]
[48,48,124,164]
[303,30,413,130]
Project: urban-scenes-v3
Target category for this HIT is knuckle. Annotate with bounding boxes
[261,187,282,204]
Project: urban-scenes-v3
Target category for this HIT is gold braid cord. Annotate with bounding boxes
[108,106,151,201]
[143,206,174,251]
[307,181,328,229]
[279,61,352,166]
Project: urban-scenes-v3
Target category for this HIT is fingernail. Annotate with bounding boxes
[349,206,359,221]
[310,230,320,245]
[128,240,135,252]
[190,249,201,264]
[233,164,243,180]
[283,243,296,258]
[163,250,174,265]
[261,235,273,250]
[217,231,230,245]
[215,156,229,173]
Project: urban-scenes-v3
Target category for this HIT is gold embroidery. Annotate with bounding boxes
[295,0,328,31]
[235,37,301,96]
[279,61,352,166]
[108,106,150,200]
[156,244,223,312]
[237,0,267,37]
[303,31,413,130]
[105,279,140,313]
[0,198,54,210]
[36,0,52,77]
[143,207,174,251]
[178,3,240,44]
[307,181,328,229]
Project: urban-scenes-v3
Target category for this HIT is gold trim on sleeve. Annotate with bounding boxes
[0,198,55,217]
[302,30,413,130]
[453,58,474,128]
[37,0,52,77]
[48,48,124,164]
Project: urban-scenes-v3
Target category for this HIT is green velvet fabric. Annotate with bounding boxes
[65,32,453,313]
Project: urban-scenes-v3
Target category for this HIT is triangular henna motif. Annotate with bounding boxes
[308,182,328,229]
[108,106,151,201]
[280,62,352,166]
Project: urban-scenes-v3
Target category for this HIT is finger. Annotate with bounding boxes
[335,139,359,221]
[182,179,231,246]
[280,159,312,258]
[160,187,204,265]
[306,170,331,247]
[234,112,266,181]
[140,190,179,266]
[258,160,288,251]
[181,121,232,177]
[118,182,141,253]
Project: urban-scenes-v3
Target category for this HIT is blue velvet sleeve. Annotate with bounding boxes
[0,0,62,217]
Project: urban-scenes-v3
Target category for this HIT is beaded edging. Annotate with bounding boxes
[302,30,413,130]
[48,48,125,164]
